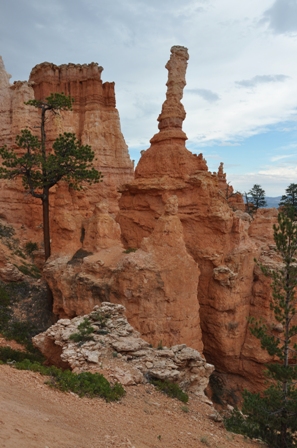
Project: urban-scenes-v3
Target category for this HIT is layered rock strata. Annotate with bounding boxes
[0,58,134,254]
[43,196,203,351]
[116,46,278,392]
[33,302,214,394]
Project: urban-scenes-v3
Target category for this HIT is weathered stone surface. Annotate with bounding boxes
[44,198,203,351]
[33,302,214,395]
[0,58,134,255]
[82,200,123,252]
[0,50,284,395]
[116,46,278,392]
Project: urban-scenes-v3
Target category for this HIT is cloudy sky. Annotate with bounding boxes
[1,0,297,196]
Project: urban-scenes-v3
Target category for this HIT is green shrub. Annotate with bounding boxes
[157,340,163,350]
[2,320,39,350]
[150,378,188,403]
[200,436,210,446]
[0,284,12,329]
[0,282,42,350]
[123,247,137,254]
[0,346,44,364]
[224,407,261,440]
[16,263,41,279]
[24,241,38,255]
[13,248,26,259]
[69,318,95,343]
[14,360,125,401]
[0,223,15,238]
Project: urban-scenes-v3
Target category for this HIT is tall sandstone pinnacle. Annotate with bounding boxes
[0,51,281,393]
[117,46,278,392]
[0,58,134,253]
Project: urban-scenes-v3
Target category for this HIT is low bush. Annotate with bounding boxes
[0,346,44,364]
[123,247,137,254]
[24,241,38,255]
[14,359,125,401]
[69,318,95,343]
[150,378,188,403]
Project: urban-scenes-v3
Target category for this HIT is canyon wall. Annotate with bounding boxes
[0,57,134,253]
[116,46,279,391]
[0,49,281,393]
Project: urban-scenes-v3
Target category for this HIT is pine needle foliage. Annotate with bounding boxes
[279,184,297,216]
[225,207,297,447]
[0,93,102,261]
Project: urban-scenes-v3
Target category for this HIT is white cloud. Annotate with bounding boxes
[271,154,294,161]
[236,74,290,88]
[186,89,220,102]
[262,0,297,34]
[1,0,297,196]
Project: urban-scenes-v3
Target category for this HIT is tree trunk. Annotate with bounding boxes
[42,189,51,260]
[42,190,54,314]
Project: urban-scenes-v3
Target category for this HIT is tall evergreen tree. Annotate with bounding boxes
[247,184,267,211]
[0,93,102,260]
[279,183,297,215]
[225,207,297,448]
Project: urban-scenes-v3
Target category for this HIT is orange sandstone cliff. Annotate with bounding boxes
[0,56,134,253]
[0,49,281,394]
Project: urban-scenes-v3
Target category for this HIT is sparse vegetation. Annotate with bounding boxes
[0,346,44,365]
[0,350,125,401]
[150,378,188,403]
[0,222,15,238]
[157,340,163,350]
[123,247,137,254]
[0,281,48,350]
[200,436,210,446]
[24,241,38,256]
[69,318,95,343]
[16,262,41,279]
[225,208,297,447]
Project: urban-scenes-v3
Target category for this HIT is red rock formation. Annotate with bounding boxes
[43,195,203,351]
[0,58,134,254]
[117,46,277,392]
[217,162,245,211]
[0,50,282,395]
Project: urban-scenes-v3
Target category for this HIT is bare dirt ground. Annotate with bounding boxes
[0,359,263,448]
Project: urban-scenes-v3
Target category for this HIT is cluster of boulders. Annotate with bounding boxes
[33,302,214,395]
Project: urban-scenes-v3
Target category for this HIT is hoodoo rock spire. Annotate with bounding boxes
[151,45,189,144]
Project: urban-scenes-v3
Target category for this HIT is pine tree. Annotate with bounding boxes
[279,184,297,215]
[225,207,297,447]
[0,93,102,260]
[247,184,267,211]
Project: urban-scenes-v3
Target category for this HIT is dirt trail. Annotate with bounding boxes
[0,364,262,448]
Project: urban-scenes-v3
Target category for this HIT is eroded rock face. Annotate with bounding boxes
[33,302,214,394]
[43,197,203,351]
[1,50,282,394]
[0,58,134,254]
[116,46,279,392]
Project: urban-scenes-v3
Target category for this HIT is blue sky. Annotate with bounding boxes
[1,0,297,196]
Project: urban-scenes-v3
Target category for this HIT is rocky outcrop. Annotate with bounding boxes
[33,302,214,394]
[43,196,203,351]
[116,46,265,391]
[217,162,245,211]
[0,58,134,254]
[1,49,282,395]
